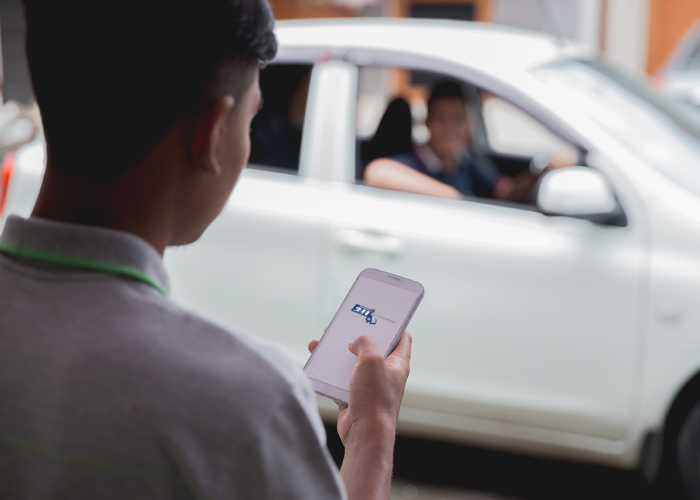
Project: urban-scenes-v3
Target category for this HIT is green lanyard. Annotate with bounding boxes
[0,242,167,297]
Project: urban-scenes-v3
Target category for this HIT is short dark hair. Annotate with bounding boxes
[428,81,466,109]
[23,0,278,182]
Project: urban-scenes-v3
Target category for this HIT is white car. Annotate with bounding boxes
[4,18,700,496]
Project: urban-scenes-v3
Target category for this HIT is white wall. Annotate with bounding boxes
[376,0,650,76]
[493,0,578,39]
[575,0,603,48]
[603,0,650,76]
[493,0,601,48]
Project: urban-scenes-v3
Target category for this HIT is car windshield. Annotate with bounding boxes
[533,60,700,196]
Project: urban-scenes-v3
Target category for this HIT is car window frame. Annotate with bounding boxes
[346,49,588,155]
[348,49,588,212]
[475,91,583,163]
[246,51,321,176]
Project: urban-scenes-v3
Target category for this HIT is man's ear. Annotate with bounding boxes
[189,96,235,176]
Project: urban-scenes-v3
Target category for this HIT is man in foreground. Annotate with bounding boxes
[0,0,411,498]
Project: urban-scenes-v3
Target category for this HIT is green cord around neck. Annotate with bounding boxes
[0,242,167,297]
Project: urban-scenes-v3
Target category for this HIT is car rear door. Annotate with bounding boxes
[164,58,348,367]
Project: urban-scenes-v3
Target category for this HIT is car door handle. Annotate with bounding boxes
[334,229,407,257]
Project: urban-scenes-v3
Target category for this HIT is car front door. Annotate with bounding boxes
[319,57,644,444]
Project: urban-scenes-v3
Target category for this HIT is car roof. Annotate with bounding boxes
[275,18,593,77]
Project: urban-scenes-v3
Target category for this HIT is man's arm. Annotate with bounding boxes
[493,155,573,202]
[364,158,461,199]
[492,173,536,202]
[308,332,412,500]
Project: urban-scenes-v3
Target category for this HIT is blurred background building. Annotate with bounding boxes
[0,0,696,102]
[268,0,697,78]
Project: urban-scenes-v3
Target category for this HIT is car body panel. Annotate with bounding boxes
[322,180,642,441]
[164,169,327,364]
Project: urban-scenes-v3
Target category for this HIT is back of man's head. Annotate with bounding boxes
[23,0,277,183]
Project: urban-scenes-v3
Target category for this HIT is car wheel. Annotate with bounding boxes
[678,400,700,499]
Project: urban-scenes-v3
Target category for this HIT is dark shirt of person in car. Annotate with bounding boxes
[364,82,539,202]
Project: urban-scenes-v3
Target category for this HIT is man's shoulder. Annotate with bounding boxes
[132,295,309,401]
[156,304,322,443]
[388,149,422,170]
[185,307,307,396]
[0,253,310,411]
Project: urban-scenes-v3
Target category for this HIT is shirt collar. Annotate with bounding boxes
[0,215,170,294]
[413,144,443,174]
[414,144,471,175]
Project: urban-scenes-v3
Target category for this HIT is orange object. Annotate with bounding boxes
[0,152,16,216]
[648,0,700,74]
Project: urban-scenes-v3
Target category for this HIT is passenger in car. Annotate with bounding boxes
[364,81,556,202]
[249,67,310,170]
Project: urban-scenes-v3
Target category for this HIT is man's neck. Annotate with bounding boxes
[32,160,176,257]
[424,143,463,173]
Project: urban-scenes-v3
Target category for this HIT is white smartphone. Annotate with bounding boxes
[303,268,424,405]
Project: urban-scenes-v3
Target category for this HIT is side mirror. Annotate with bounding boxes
[536,167,626,226]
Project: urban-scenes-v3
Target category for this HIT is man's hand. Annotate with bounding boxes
[307,332,412,445]
[546,154,575,170]
[307,331,412,500]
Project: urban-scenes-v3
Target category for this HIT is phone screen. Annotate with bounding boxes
[305,275,420,391]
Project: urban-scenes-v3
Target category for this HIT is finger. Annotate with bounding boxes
[387,331,412,363]
[334,401,348,412]
[308,339,319,353]
[348,335,381,359]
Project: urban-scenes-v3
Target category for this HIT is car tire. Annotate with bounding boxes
[678,400,700,499]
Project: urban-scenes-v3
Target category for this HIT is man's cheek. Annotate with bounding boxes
[236,134,252,170]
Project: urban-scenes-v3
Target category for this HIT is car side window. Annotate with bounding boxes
[248,63,312,174]
[356,64,582,206]
[480,93,578,163]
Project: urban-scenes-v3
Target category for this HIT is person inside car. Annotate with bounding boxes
[249,66,311,170]
[364,81,563,202]
[0,1,410,499]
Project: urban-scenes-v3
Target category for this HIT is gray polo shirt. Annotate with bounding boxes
[0,215,346,500]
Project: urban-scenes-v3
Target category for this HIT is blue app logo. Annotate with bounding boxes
[352,304,377,325]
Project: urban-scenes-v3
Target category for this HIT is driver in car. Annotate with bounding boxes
[364,81,561,202]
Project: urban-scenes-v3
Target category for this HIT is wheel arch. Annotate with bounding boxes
[642,366,700,484]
